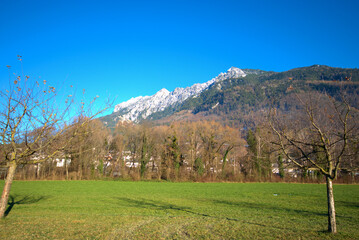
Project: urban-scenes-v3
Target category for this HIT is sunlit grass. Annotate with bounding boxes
[0,181,358,239]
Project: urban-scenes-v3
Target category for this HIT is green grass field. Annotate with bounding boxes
[0,181,358,239]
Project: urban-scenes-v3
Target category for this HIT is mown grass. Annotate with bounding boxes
[0,181,358,239]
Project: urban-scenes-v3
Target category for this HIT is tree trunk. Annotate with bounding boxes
[0,161,17,218]
[36,163,40,179]
[326,176,337,233]
[65,160,69,180]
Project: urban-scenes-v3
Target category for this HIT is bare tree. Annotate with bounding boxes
[269,92,358,233]
[0,59,109,218]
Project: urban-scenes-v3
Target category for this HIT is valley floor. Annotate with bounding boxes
[0,181,358,239]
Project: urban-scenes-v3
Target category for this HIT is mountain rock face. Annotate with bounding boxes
[113,67,246,122]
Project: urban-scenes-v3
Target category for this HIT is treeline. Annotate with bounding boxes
[5,120,245,181]
[4,119,358,183]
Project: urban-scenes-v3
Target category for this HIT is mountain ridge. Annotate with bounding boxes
[111,67,247,122]
[101,65,359,128]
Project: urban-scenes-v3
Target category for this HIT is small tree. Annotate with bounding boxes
[193,157,204,177]
[139,125,153,179]
[167,134,181,180]
[269,92,358,233]
[246,128,272,181]
[0,59,109,217]
[277,154,285,179]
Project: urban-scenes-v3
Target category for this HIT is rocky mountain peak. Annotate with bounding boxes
[112,67,247,122]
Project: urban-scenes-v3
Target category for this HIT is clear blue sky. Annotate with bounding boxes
[1,0,359,115]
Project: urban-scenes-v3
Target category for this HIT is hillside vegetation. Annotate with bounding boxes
[148,65,359,128]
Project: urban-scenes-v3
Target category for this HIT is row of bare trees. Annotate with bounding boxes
[7,114,357,185]
[5,120,250,182]
[111,121,248,181]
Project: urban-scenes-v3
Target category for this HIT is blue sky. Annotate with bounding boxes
[1,0,359,115]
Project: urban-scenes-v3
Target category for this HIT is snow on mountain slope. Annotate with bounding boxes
[113,67,246,122]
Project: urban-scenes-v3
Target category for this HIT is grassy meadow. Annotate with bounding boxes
[0,181,358,239]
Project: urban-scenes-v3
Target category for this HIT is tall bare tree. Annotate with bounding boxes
[269,92,358,233]
[0,60,109,218]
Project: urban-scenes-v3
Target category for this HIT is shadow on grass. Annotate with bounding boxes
[115,197,270,228]
[212,199,328,217]
[336,200,359,209]
[116,197,210,217]
[4,195,49,218]
[114,197,357,234]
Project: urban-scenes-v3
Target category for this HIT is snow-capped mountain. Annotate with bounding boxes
[113,67,246,122]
